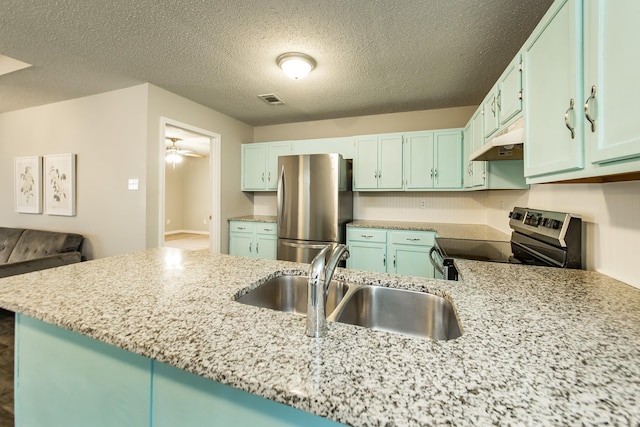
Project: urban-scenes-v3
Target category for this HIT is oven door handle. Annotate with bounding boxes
[429,246,445,276]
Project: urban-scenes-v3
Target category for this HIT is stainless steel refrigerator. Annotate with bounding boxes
[277,153,353,263]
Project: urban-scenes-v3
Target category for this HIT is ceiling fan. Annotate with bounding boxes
[165,137,206,168]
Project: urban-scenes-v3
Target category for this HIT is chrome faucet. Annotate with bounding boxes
[306,244,350,338]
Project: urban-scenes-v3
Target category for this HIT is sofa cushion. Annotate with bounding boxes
[0,228,26,263]
[7,229,83,263]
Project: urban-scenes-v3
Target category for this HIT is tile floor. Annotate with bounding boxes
[0,309,13,427]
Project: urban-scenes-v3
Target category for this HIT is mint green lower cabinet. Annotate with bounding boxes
[229,221,277,259]
[15,315,345,427]
[15,314,152,427]
[346,227,435,278]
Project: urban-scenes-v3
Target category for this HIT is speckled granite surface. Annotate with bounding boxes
[347,220,510,241]
[0,249,638,426]
[229,215,277,223]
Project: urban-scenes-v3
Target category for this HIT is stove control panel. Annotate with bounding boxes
[508,207,580,244]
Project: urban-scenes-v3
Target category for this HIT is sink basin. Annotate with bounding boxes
[236,275,350,315]
[332,285,462,341]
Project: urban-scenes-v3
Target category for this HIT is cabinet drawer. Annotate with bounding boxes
[229,222,253,233]
[347,228,387,243]
[255,224,277,235]
[389,231,434,246]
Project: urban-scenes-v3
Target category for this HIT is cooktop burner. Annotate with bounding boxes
[434,238,515,263]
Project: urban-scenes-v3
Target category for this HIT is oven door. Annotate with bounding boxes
[429,246,458,281]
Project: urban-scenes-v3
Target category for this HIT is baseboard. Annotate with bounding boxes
[164,230,210,236]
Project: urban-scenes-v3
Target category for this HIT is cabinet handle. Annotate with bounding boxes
[564,98,576,140]
[393,255,396,268]
[490,97,496,116]
[496,89,502,112]
[360,234,374,239]
[261,172,265,182]
[584,85,596,132]
[237,226,246,230]
[383,253,386,267]
[256,243,259,253]
[263,228,273,232]
[430,168,434,178]
[434,168,438,178]
[268,172,271,182]
[249,242,252,253]
[406,238,420,242]
[378,170,381,179]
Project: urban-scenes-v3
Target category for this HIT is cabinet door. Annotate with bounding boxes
[498,54,523,126]
[463,123,473,188]
[378,135,404,189]
[266,142,292,190]
[354,137,379,189]
[433,130,462,189]
[388,245,434,278]
[585,0,640,164]
[523,0,584,177]
[255,234,277,260]
[404,132,434,189]
[471,107,487,187]
[242,144,267,190]
[229,233,253,257]
[347,242,387,273]
[482,88,499,138]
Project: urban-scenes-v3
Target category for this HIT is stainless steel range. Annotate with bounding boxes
[430,207,583,280]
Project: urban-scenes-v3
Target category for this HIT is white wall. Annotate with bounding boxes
[165,156,210,234]
[0,85,149,259]
[164,163,185,232]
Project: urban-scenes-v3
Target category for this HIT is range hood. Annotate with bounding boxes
[471,117,524,161]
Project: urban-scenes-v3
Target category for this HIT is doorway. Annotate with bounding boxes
[159,118,221,252]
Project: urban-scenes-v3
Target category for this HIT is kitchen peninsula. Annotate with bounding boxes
[0,244,638,425]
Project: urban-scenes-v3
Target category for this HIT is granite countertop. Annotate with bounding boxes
[0,249,638,426]
[347,220,511,241]
[229,215,277,223]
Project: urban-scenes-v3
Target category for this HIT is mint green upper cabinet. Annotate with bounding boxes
[241,142,292,191]
[482,87,500,138]
[404,132,435,189]
[498,54,523,127]
[523,0,584,178]
[463,122,473,188]
[293,137,355,159]
[470,107,487,187]
[585,0,640,165]
[433,130,463,189]
[404,130,462,190]
[354,134,403,190]
[266,142,293,190]
[242,143,268,191]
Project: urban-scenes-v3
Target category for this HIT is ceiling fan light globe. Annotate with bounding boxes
[166,152,183,164]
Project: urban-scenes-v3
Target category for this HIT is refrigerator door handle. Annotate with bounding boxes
[281,241,330,250]
[277,164,286,228]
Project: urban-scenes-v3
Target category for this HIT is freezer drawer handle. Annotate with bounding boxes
[282,241,329,249]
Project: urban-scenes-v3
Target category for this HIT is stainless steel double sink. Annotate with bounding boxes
[235,275,462,341]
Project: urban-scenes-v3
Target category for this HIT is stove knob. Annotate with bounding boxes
[551,220,562,229]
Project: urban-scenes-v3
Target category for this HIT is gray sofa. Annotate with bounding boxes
[0,227,84,278]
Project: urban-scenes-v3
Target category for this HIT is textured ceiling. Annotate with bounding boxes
[0,0,553,126]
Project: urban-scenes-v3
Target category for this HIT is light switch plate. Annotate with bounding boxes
[128,178,139,190]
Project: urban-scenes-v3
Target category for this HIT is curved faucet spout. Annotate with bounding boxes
[306,244,350,338]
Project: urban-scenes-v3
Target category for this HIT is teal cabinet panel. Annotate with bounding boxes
[404,132,435,189]
[433,130,463,189]
[15,315,151,427]
[266,142,293,190]
[242,143,268,191]
[498,54,523,127]
[389,245,434,278]
[152,361,344,427]
[353,137,379,189]
[378,135,404,189]
[482,87,499,138]
[229,221,277,259]
[347,242,387,272]
[585,0,640,165]
[354,134,403,190]
[463,122,473,189]
[293,137,355,159]
[470,107,487,188]
[523,0,584,178]
[241,142,292,191]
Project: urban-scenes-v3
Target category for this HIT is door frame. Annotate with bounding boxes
[159,117,221,253]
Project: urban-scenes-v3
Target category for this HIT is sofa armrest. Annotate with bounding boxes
[0,252,82,278]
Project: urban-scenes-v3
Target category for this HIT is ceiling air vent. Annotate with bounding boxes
[258,93,285,106]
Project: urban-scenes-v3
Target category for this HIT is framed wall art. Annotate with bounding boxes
[44,153,77,216]
[14,156,42,214]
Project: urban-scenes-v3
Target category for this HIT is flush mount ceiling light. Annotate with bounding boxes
[277,52,316,80]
